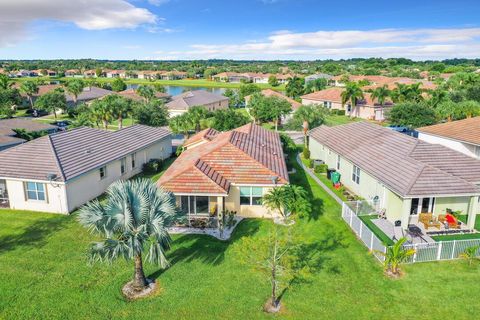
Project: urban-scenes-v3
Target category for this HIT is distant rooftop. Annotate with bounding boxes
[417,117,480,146]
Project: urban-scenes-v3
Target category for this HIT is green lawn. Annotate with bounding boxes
[431,215,480,241]
[358,215,395,246]
[324,114,363,127]
[2,151,480,319]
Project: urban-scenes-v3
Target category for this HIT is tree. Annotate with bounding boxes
[268,75,279,87]
[239,83,261,101]
[285,76,305,99]
[20,80,39,109]
[435,100,457,122]
[341,82,364,118]
[377,238,415,277]
[211,108,250,131]
[186,106,209,132]
[262,186,292,224]
[387,102,437,128]
[281,185,311,218]
[371,85,390,121]
[0,88,22,110]
[111,78,127,92]
[134,100,169,127]
[458,245,480,266]
[154,84,166,93]
[457,100,480,119]
[249,94,292,130]
[95,68,103,78]
[34,88,67,119]
[391,83,424,103]
[137,85,156,103]
[65,79,85,105]
[304,78,327,93]
[427,88,448,108]
[223,88,241,107]
[103,95,131,129]
[169,113,192,138]
[285,104,325,142]
[0,103,14,118]
[90,99,114,129]
[0,74,13,90]
[78,179,181,295]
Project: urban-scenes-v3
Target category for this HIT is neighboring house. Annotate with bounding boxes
[117,88,170,102]
[244,89,301,121]
[304,73,333,83]
[212,72,250,83]
[309,122,480,229]
[0,118,58,150]
[83,69,98,77]
[212,72,292,84]
[301,87,393,121]
[0,125,172,213]
[66,86,113,105]
[137,71,158,80]
[331,75,437,90]
[417,117,480,159]
[166,90,229,117]
[65,69,80,77]
[158,71,188,80]
[106,70,126,78]
[15,70,33,77]
[158,123,289,219]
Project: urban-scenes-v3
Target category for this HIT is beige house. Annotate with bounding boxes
[0,125,172,214]
[158,123,289,220]
[301,87,393,121]
[309,122,480,230]
[166,90,229,117]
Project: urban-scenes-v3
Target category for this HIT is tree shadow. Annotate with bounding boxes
[0,215,69,254]
[148,219,262,280]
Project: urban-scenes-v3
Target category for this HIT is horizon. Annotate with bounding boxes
[0,0,480,61]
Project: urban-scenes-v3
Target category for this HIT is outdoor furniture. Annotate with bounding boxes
[419,213,441,229]
[407,224,423,237]
[445,214,461,229]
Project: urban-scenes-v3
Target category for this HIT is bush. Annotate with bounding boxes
[336,110,346,116]
[308,159,314,168]
[280,133,296,154]
[303,146,311,159]
[142,159,163,175]
[314,164,328,173]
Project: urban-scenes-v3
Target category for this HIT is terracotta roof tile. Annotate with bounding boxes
[417,117,480,146]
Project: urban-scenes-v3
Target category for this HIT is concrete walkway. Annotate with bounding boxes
[296,154,343,205]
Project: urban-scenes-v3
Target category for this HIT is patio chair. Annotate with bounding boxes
[445,214,461,229]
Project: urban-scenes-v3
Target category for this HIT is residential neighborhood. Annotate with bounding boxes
[2,1,480,319]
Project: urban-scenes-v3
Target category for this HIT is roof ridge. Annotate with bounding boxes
[46,135,66,181]
[195,159,231,192]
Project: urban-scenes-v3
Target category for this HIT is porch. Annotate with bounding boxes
[0,179,9,209]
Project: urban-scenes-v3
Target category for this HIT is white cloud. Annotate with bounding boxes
[147,0,170,6]
[162,27,480,60]
[0,0,157,47]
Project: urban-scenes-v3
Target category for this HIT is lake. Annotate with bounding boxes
[126,84,226,96]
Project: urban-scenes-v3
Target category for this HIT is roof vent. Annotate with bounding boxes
[85,148,93,154]
[46,173,57,181]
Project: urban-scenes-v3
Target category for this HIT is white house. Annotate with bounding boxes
[0,125,172,214]
[417,117,480,159]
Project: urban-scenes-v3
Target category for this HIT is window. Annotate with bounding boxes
[180,196,210,215]
[352,165,360,184]
[99,166,107,180]
[120,158,126,175]
[475,146,480,158]
[337,155,341,170]
[131,153,136,169]
[25,182,46,201]
[240,187,263,206]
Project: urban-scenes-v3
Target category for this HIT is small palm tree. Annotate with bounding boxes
[137,85,156,103]
[65,79,85,105]
[90,99,113,130]
[459,245,480,266]
[104,95,131,129]
[378,237,415,277]
[187,106,209,132]
[263,187,290,223]
[371,85,390,121]
[20,80,39,109]
[341,82,364,118]
[78,179,181,293]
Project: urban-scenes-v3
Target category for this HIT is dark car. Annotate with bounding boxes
[25,109,48,117]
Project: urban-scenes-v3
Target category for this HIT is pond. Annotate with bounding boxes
[126,84,226,96]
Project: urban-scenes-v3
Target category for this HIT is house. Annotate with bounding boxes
[331,74,437,90]
[137,71,158,80]
[106,70,126,78]
[301,87,393,121]
[308,122,480,230]
[417,117,480,159]
[158,71,188,80]
[15,70,32,77]
[117,88,170,102]
[0,125,172,213]
[166,90,229,117]
[65,69,80,77]
[66,86,113,105]
[0,118,58,150]
[276,73,293,84]
[158,123,289,219]
[83,69,98,78]
[212,72,251,83]
[304,73,333,83]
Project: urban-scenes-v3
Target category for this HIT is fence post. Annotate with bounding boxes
[349,208,353,226]
[451,240,456,259]
[370,232,374,250]
[412,244,417,263]
[436,242,442,261]
[359,220,363,237]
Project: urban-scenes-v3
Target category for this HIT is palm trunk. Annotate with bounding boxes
[53,110,57,119]
[132,253,148,290]
[103,120,108,130]
[118,116,123,129]
[274,117,278,131]
[28,96,34,109]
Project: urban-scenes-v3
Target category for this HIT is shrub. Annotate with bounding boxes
[336,110,346,116]
[142,159,163,175]
[303,146,311,159]
[308,159,314,168]
[314,164,328,173]
[280,133,296,154]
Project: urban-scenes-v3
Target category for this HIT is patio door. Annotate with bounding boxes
[410,197,435,215]
[179,195,210,216]
[0,179,9,208]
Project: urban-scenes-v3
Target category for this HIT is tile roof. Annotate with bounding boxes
[66,86,113,103]
[158,123,289,195]
[117,88,170,102]
[183,128,220,148]
[0,118,57,137]
[417,117,480,146]
[0,125,171,182]
[245,89,302,111]
[309,122,480,197]
[166,90,229,111]
[301,87,392,107]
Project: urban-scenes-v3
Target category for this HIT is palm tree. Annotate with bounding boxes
[169,114,192,138]
[90,99,113,130]
[262,187,291,223]
[65,79,85,104]
[137,85,155,103]
[282,184,311,218]
[78,179,181,293]
[104,95,130,129]
[187,106,208,132]
[377,238,415,277]
[458,245,480,266]
[20,80,39,109]
[0,74,13,90]
[371,85,390,121]
[428,89,447,108]
[341,82,364,118]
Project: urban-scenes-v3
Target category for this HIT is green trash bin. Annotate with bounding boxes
[331,171,341,184]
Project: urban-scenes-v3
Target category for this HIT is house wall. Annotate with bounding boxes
[434,196,472,216]
[65,138,172,212]
[224,185,277,218]
[418,132,479,159]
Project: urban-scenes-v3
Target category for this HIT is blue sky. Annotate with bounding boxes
[1,0,480,60]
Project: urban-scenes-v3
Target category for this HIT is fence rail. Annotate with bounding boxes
[342,200,480,264]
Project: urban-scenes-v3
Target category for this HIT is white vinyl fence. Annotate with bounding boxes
[342,202,386,262]
[342,201,480,264]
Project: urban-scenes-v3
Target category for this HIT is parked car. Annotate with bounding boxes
[25,109,48,117]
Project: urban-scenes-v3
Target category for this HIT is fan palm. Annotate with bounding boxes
[78,179,181,291]
[341,82,364,118]
[377,237,415,276]
[187,106,208,132]
[137,85,155,103]
[371,85,390,121]
[282,184,311,218]
[65,79,85,104]
[20,80,39,109]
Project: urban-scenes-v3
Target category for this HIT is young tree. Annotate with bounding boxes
[111,78,127,92]
[268,75,279,87]
[341,82,364,118]
[377,238,415,277]
[287,104,326,137]
[186,106,209,132]
[95,68,103,78]
[137,85,156,103]
[134,99,169,127]
[169,113,192,138]
[78,179,181,296]
[211,108,250,131]
[20,80,39,109]
[34,88,67,119]
[387,102,437,128]
[285,76,305,99]
[90,99,113,129]
[65,79,85,105]
[371,85,390,121]
[103,95,131,129]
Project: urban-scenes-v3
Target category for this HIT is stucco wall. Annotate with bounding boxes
[434,196,472,216]
[418,132,479,159]
[6,179,68,213]
[224,185,277,218]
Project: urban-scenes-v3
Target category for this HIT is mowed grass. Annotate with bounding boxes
[2,153,480,319]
